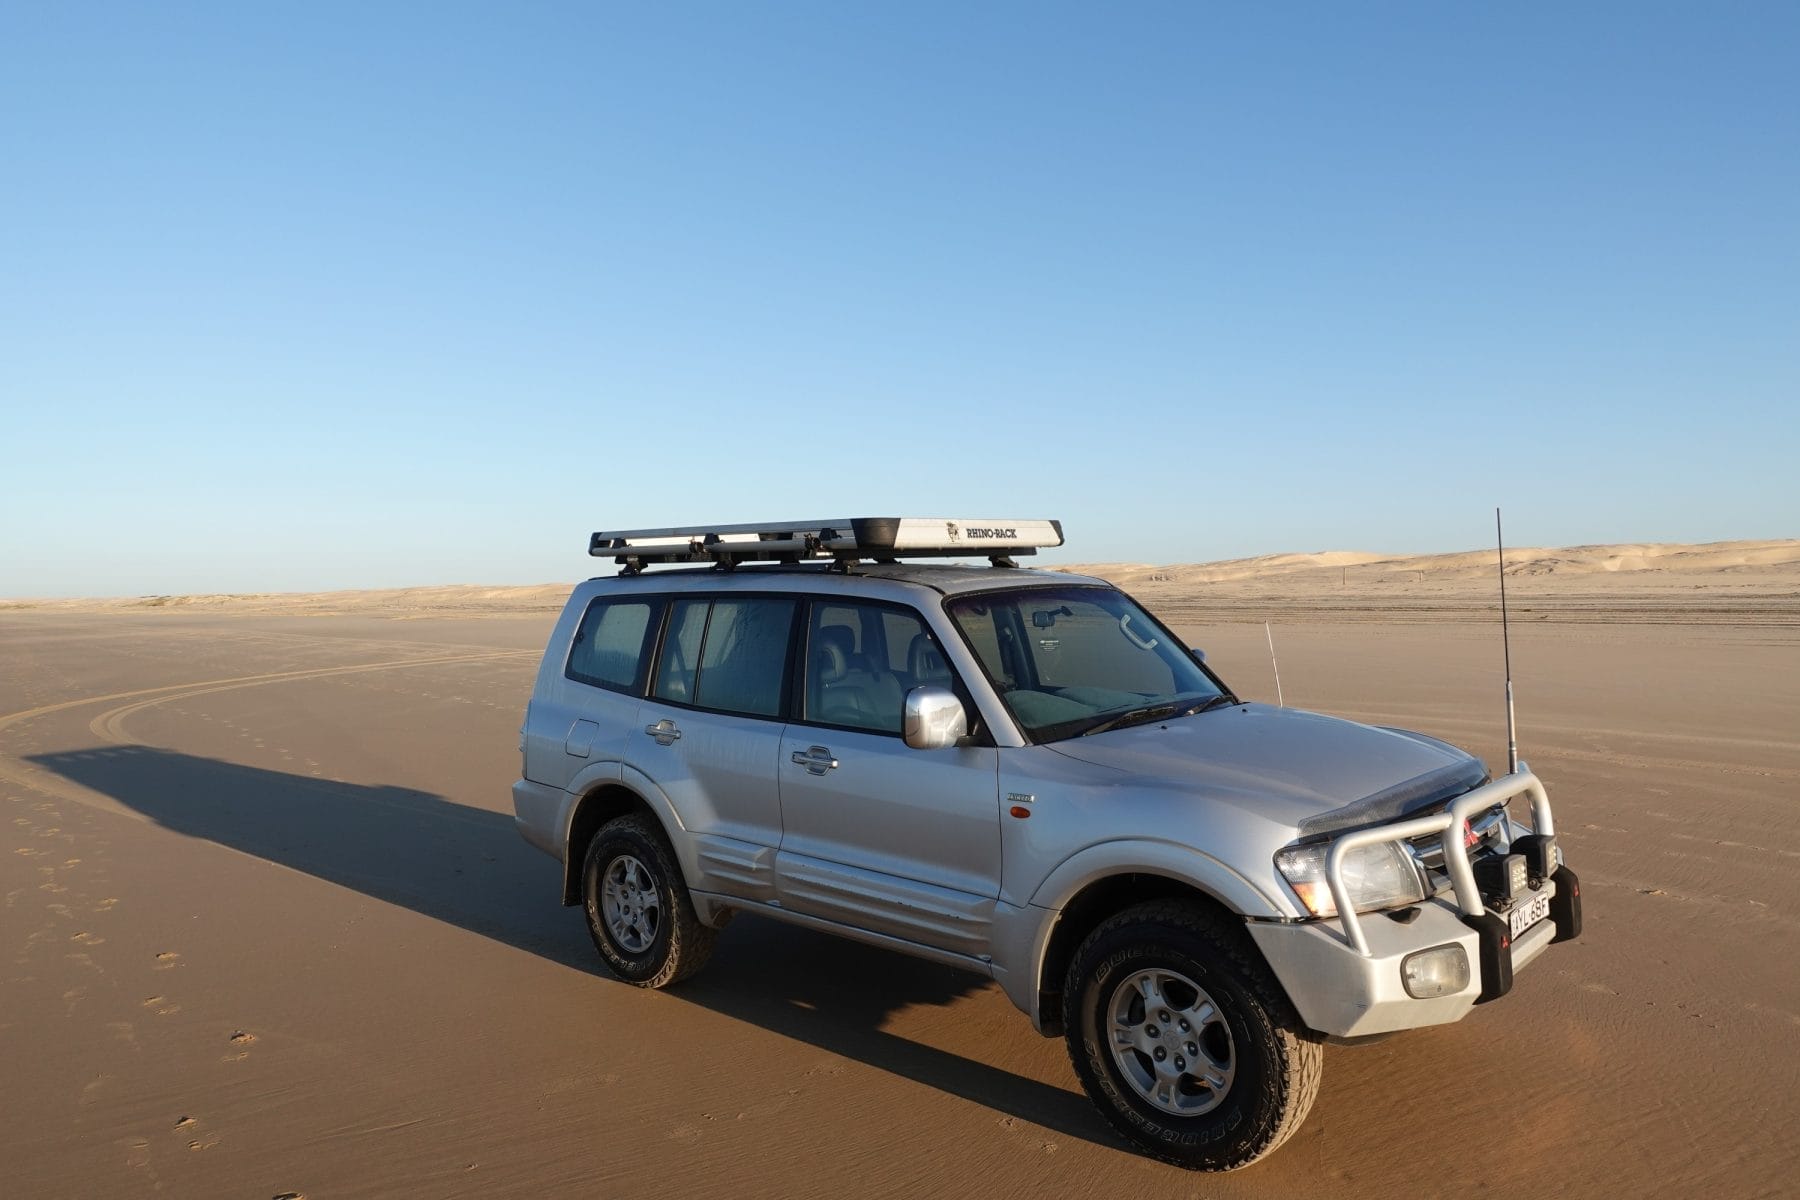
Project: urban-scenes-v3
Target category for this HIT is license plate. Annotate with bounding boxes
[1509,890,1551,939]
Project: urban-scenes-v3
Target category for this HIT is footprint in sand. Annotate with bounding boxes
[141,996,181,1016]
[174,1116,196,1129]
[71,931,105,945]
[222,1029,257,1061]
[153,951,180,969]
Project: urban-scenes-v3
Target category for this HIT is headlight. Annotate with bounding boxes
[1274,840,1426,918]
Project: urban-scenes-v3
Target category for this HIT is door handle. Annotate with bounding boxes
[791,746,838,775]
[644,719,682,746]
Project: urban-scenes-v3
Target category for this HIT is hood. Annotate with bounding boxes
[1045,703,1487,835]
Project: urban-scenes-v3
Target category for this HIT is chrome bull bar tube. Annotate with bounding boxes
[1324,765,1552,957]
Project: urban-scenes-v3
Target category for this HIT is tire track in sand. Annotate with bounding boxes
[0,650,533,810]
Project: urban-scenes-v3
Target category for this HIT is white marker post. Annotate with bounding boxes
[1265,621,1284,707]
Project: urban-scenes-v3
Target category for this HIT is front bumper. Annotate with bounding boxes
[1252,765,1581,1038]
[1249,880,1564,1038]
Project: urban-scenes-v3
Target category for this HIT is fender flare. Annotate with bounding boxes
[1012,839,1296,1031]
[1028,838,1291,918]
[557,759,689,901]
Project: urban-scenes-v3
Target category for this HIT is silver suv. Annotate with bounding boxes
[513,519,1581,1170]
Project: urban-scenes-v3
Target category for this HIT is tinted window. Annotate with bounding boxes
[566,598,659,694]
[692,597,797,717]
[804,601,943,734]
[653,598,709,704]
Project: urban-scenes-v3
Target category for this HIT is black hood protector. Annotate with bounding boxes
[1297,753,1490,839]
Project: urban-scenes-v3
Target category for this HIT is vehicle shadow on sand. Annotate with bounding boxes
[30,745,1118,1151]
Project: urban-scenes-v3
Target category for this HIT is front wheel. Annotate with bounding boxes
[582,813,716,988]
[1063,901,1323,1170]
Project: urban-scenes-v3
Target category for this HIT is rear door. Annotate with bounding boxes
[526,593,662,792]
[775,598,1002,960]
[626,594,799,903]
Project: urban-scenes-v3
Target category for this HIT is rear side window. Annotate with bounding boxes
[566,598,661,694]
[653,599,709,705]
[651,595,798,718]
[694,597,797,717]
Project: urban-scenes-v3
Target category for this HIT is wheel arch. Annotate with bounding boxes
[560,783,670,906]
[1035,874,1242,1037]
[1023,843,1292,1038]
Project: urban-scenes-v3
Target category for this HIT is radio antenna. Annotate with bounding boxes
[1264,621,1284,707]
[1496,507,1517,774]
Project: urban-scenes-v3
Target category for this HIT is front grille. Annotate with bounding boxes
[1408,803,1509,891]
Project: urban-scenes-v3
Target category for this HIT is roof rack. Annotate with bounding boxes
[590,518,1064,574]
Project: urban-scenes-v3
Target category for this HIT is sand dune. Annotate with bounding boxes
[1063,539,1800,627]
[1068,537,1800,587]
[8,540,1797,621]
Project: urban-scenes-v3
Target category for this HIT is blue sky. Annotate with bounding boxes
[2,2,1795,596]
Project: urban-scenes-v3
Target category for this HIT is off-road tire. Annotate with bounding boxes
[582,813,716,988]
[1062,900,1323,1170]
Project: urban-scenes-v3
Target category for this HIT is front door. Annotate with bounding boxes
[775,599,1001,960]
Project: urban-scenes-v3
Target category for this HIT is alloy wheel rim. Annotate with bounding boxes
[600,853,661,954]
[1105,967,1236,1115]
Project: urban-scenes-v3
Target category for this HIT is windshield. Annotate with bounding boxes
[945,586,1233,743]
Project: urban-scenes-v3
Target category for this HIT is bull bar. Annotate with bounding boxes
[1325,764,1554,957]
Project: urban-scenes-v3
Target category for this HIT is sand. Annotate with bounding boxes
[2,540,1796,1198]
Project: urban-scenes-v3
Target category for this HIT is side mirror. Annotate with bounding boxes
[903,685,968,750]
[1189,646,1207,664]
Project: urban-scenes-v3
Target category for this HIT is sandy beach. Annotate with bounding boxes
[3,541,1797,1198]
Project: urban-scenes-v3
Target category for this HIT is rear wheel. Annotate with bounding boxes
[582,813,716,988]
[1063,900,1322,1170]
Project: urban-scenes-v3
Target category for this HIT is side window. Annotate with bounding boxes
[566,598,660,694]
[879,609,922,673]
[691,597,797,718]
[805,601,944,734]
[653,599,709,704]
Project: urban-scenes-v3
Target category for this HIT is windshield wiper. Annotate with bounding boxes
[1178,694,1240,717]
[1078,703,1179,737]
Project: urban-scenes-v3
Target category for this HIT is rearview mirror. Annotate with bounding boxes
[904,685,968,750]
